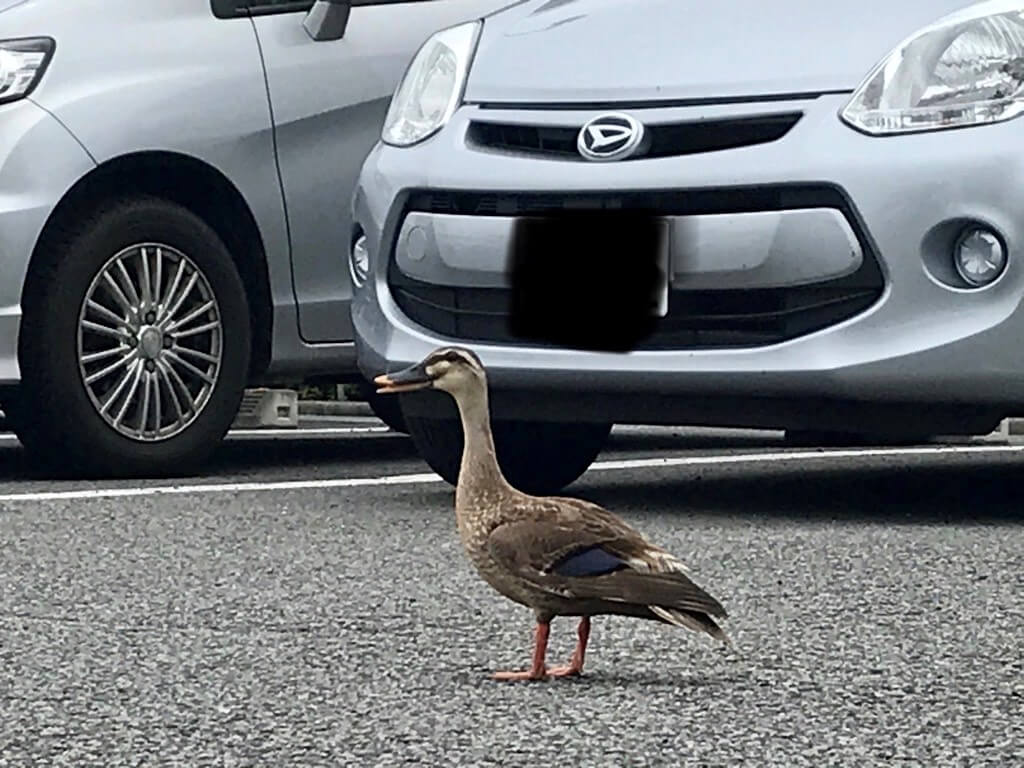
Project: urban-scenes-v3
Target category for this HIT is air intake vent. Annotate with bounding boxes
[390,281,881,351]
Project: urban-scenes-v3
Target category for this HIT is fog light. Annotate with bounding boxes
[954,227,1007,287]
[350,233,369,287]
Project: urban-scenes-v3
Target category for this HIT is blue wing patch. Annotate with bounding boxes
[550,546,628,578]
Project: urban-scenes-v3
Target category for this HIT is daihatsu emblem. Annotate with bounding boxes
[577,112,645,161]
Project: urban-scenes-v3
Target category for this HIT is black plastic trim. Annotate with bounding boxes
[211,0,250,18]
[466,112,802,161]
[211,0,425,19]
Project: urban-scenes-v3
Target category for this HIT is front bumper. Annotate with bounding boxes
[0,99,96,384]
[352,93,1024,427]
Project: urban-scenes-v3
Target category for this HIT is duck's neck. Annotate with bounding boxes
[451,384,513,505]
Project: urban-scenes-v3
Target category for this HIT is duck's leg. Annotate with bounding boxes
[493,621,551,681]
[548,616,591,678]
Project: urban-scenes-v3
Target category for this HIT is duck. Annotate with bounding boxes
[375,346,731,681]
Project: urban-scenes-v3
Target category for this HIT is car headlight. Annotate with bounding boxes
[841,1,1024,135]
[381,21,481,147]
[0,38,55,106]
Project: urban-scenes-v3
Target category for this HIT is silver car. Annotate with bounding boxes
[353,0,1024,493]
[0,0,507,476]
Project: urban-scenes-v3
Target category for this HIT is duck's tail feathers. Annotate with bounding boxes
[650,605,732,647]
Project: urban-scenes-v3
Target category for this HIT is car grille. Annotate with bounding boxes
[388,185,885,351]
[466,113,802,160]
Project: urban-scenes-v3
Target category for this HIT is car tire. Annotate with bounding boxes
[402,413,612,495]
[0,386,50,457]
[356,377,408,433]
[15,195,251,477]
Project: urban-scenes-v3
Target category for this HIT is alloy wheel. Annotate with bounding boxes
[76,242,224,442]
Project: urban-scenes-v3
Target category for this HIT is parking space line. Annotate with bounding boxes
[0,443,1021,504]
[0,426,394,442]
[228,426,393,437]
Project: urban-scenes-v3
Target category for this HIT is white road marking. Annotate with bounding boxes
[0,426,393,443]
[229,426,392,437]
[0,443,1020,504]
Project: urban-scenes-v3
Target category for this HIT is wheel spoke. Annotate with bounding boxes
[86,299,127,329]
[162,358,199,414]
[102,272,135,318]
[152,371,162,435]
[157,360,186,427]
[171,320,220,339]
[140,247,153,309]
[173,346,218,365]
[138,371,153,434]
[82,319,128,341]
[100,359,140,415]
[158,260,186,321]
[85,349,136,385]
[153,248,164,312]
[161,273,199,328]
[113,362,144,427]
[115,259,142,310]
[82,345,128,365]
[165,350,214,385]
[167,300,216,333]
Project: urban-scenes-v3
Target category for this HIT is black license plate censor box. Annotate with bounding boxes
[507,211,669,352]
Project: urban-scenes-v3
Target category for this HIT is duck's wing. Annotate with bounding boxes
[486,499,729,640]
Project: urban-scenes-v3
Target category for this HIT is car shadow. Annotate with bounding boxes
[206,433,422,474]
[0,426,781,482]
[575,458,1024,525]
[604,428,785,452]
[0,431,422,482]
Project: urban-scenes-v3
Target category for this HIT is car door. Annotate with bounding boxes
[247,0,510,344]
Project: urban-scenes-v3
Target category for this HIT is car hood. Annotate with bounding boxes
[0,0,27,12]
[466,0,977,103]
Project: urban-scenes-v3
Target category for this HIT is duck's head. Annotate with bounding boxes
[374,346,486,397]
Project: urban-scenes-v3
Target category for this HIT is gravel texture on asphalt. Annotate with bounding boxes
[1,440,1023,766]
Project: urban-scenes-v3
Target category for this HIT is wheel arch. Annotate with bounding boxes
[22,150,274,379]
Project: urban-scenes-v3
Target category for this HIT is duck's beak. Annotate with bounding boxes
[374,360,433,394]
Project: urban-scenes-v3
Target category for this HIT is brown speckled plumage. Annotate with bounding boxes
[376,346,731,681]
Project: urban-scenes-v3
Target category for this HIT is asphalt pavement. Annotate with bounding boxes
[1,420,1022,766]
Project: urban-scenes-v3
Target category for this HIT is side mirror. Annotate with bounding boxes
[303,0,351,42]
